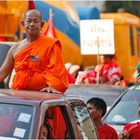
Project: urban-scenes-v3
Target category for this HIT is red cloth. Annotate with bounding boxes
[0,37,6,41]
[97,124,118,139]
[28,0,36,10]
[67,72,76,83]
[123,122,140,139]
[44,19,57,38]
[95,63,121,83]
[48,108,66,139]
[75,70,96,84]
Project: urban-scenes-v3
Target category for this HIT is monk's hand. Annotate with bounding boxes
[40,86,62,94]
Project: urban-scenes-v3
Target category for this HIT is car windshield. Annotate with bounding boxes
[104,90,140,125]
[0,103,34,139]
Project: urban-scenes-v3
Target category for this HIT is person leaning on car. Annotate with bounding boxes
[87,97,118,139]
[119,103,140,139]
[0,9,68,93]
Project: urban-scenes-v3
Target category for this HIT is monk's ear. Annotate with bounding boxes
[41,20,45,28]
[21,20,24,26]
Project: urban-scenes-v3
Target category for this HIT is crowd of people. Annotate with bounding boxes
[65,55,140,87]
[66,54,124,85]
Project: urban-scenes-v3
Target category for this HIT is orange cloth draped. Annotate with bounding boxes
[13,35,69,93]
[48,108,66,139]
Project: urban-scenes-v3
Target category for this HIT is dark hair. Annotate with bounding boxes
[87,97,107,117]
[104,55,114,59]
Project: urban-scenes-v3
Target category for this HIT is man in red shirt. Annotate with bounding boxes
[87,97,118,139]
[119,103,140,139]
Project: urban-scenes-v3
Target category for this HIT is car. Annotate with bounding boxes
[103,84,140,133]
[0,89,98,139]
[65,84,126,110]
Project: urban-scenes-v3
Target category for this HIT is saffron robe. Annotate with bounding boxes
[13,35,69,93]
[97,124,118,139]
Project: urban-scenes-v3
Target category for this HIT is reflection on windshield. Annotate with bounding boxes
[104,90,140,125]
[0,103,33,139]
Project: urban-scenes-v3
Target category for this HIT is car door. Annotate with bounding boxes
[69,99,98,139]
[38,99,98,139]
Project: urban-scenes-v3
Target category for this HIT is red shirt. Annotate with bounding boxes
[129,127,140,139]
[123,122,140,139]
[97,124,118,139]
[95,63,121,83]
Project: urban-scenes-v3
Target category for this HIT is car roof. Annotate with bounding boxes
[65,84,126,104]
[127,83,140,90]
[0,89,82,103]
[67,84,126,92]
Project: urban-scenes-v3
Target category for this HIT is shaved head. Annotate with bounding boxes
[21,9,44,40]
[23,10,42,22]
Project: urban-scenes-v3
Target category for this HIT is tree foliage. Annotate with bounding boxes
[104,1,140,17]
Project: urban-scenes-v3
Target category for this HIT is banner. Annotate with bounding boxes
[80,19,115,55]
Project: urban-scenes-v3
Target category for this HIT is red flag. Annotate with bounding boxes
[28,0,36,10]
[44,19,57,38]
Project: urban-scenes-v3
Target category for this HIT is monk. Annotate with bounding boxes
[0,10,69,93]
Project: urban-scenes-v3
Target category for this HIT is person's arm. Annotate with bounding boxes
[119,130,129,139]
[0,45,16,82]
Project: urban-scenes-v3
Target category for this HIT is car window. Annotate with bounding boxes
[41,106,74,139]
[0,103,33,139]
[104,90,140,125]
[71,103,97,139]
